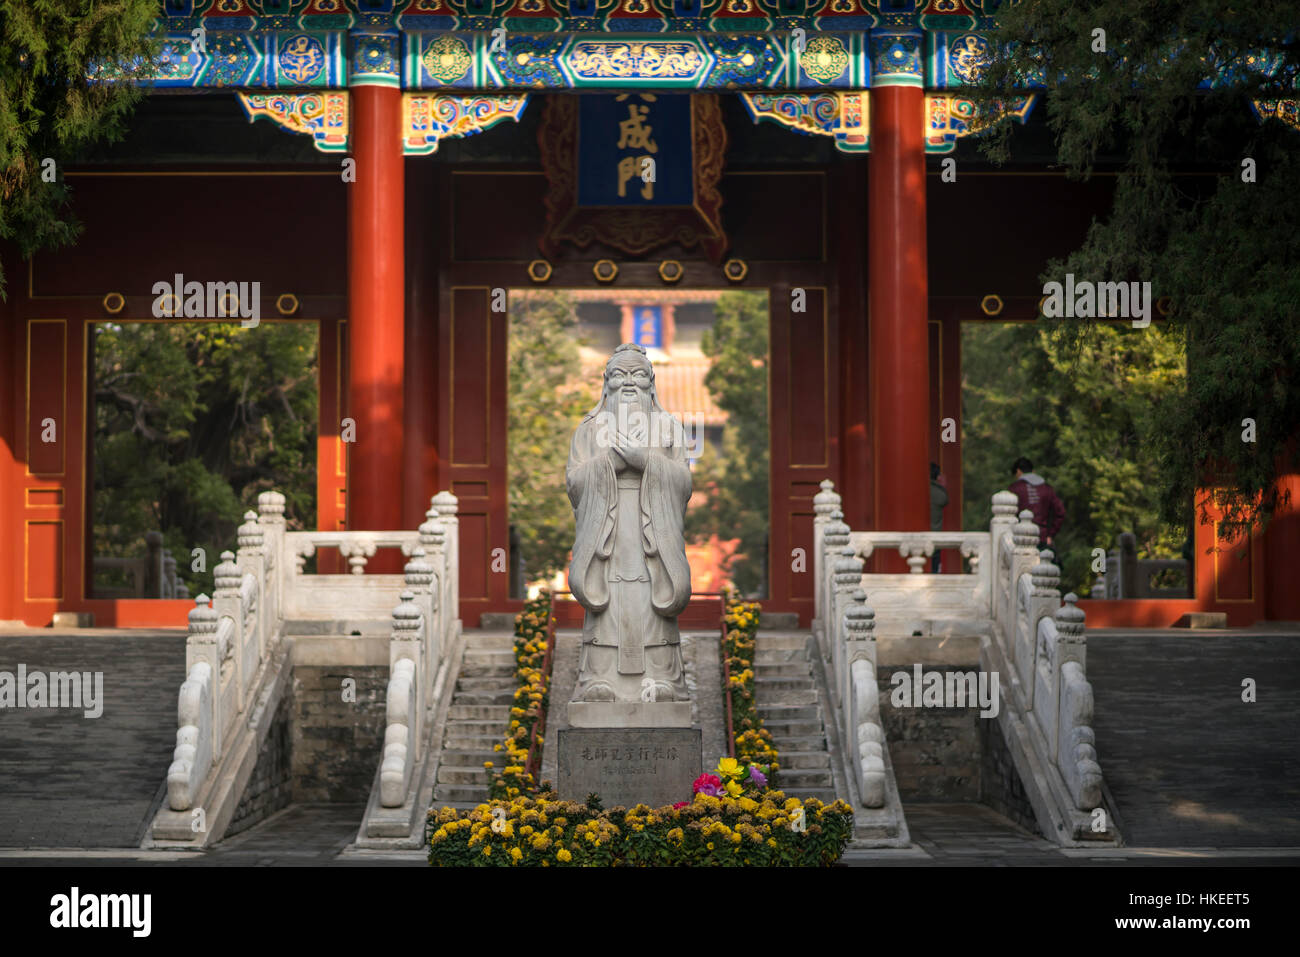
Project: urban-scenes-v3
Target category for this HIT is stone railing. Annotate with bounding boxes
[161,491,462,838]
[167,491,287,812]
[1090,531,1190,599]
[811,479,1111,842]
[93,531,191,599]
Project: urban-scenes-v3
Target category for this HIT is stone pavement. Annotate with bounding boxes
[0,629,186,848]
[1084,629,1300,848]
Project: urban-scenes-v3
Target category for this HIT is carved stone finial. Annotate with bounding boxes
[1031,548,1061,594]
[404,547,435,590]
[214,551,241,594]
[418,515,446,549]
[431,491,458,517]
[844,587,876,636]
[237,511,264,552]
[814,479,841,520]
[1012,508,1040,548]
[834,545,864,588]
[991,490,1019,520]
[188,596,218,635]
[1055,592,1086,640]
[393,590,422,633]
[258,490,286,524]
[824,508,851,548]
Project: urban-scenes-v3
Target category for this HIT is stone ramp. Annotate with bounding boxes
[0,630,185,848]
[1086,629,1300,847]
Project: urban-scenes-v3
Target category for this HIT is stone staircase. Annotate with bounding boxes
[755,633,837,803]
[431,632,516,807]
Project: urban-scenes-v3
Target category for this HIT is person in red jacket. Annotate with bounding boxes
[1009,456,1065,548]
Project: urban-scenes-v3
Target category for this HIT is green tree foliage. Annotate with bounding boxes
[974,0,1300,536]
[0,0,159,296]
[691,291,769,598]
[963,322,1188,594]
[93,322,318,597]
[508,290,594,584]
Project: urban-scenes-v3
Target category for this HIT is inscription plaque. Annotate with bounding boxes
[557,727,702,808]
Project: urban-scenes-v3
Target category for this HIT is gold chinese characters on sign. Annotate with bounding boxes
[616,93,657,200]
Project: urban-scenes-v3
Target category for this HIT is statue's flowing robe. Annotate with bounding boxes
[567,408,692,690]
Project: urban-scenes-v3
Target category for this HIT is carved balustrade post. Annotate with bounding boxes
[819,510,850,661]
[187,596,222,761]
[237,510,268,659]
[831,546,865,704]
[844,588,884,807]
[432,491,460,627]
[404,547,438,704]
[257,491,286,637]
[813,479,842,624]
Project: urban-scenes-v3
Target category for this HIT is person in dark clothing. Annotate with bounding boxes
[930,462,948,572]
[1009,456,1065,548]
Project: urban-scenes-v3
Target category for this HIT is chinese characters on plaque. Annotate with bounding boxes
[577,94,693,208]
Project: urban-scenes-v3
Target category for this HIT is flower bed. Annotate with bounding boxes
[428,755,854,867]
[722,594,780,779]
[485,591,554,801]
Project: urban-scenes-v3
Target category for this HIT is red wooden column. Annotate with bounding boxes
[347,82,405,535]
[869,79,930,535]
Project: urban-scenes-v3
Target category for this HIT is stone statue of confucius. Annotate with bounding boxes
[567,343,692,706]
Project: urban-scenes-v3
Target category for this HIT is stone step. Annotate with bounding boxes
[753,662,810,677]
[774,751,830,770]
[439,749,497,766]
[446,704,511,721]
[779,787,839,804]
[456,676,519,691]
[443,734,505,750]
[754,634,810,651]
[458,662,516,678]
[433,784,491,802]
[754,676,816,691]
[462,647,516,661]
[452,690,516,705]
[761,719,824,737]
[754,688,818,706]
[442,719,508,736]
[754,648,808,665]
[758,702,821,720]
[775,768,834,788]
[465,632,515,649]
[438,765,493,785]
[771,734,827,752]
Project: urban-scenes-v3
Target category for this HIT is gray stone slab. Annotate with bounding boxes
[568,700,692,728]
[557,728,701,808]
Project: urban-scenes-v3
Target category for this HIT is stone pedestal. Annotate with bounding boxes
[567,700,692,728]
[557,727,701,808]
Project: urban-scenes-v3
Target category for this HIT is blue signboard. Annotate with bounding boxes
[632,306,663,348]
[577,94,694,207]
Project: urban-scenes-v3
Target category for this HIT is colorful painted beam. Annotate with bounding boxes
[237,90,531,154]
[740,89,1034,153]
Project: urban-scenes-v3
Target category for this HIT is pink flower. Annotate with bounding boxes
[673,801,690,810]
[692,773,723,797]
